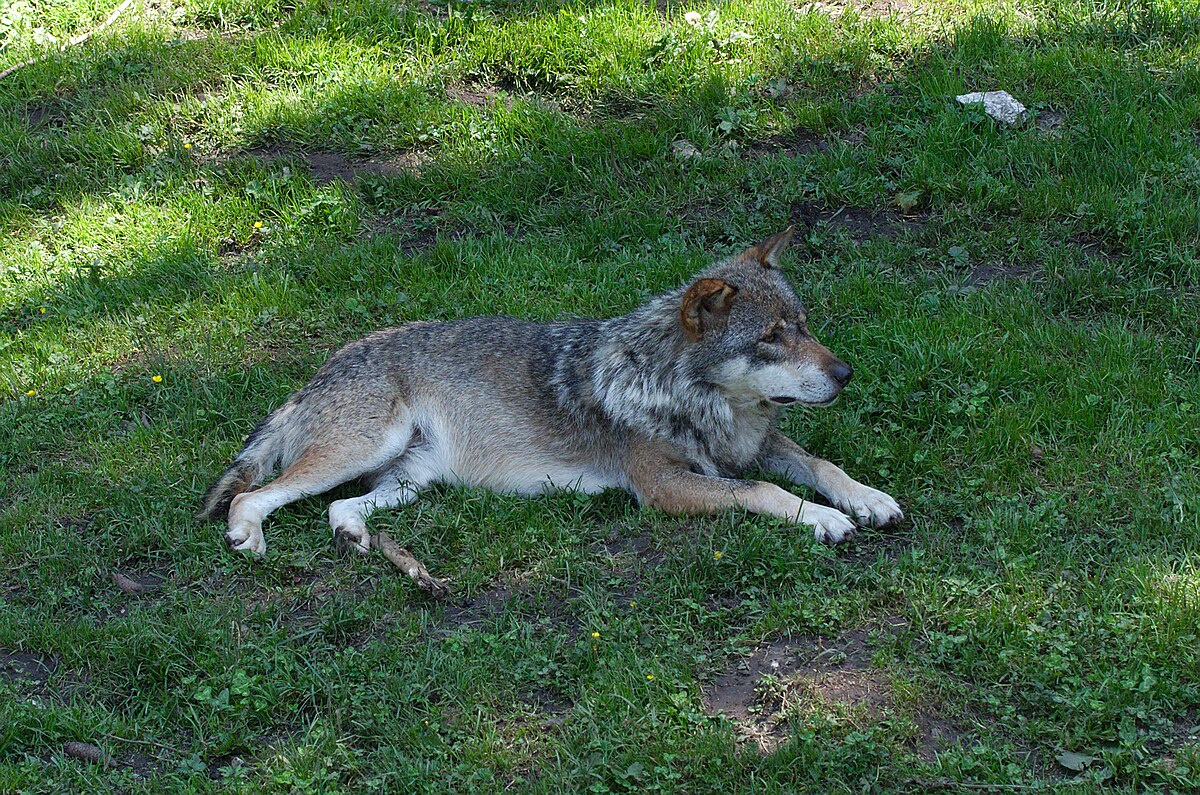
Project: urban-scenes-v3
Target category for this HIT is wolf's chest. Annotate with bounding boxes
[673,402,775,476]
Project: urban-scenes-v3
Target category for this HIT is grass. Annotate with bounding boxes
[1,0,1199,790]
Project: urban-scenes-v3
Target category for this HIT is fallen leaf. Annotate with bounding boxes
[1055,750,1096,771]
[895,191,921,213]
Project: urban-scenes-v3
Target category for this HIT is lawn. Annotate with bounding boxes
[1,0,1199,791]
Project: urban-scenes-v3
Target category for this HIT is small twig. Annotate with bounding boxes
[907,779,1044,792]
[372,532,450,598]
[99,732,176,754]
[0,0,137,80]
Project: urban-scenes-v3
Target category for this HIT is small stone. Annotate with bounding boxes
[672,140,701,160]
[956,90,1027,125]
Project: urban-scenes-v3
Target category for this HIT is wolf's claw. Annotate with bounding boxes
[838,486,904,528]
[799,502,857,544]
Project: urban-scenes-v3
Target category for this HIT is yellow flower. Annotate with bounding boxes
[254,221,264,229]
[25,389,36,397]
[38,307,46,314]
[183,142,192,150]
[591,631,600,639]
[629,601,636,607]
[646,674,655,681]
[713,551,723,560]
[152,375,163,383]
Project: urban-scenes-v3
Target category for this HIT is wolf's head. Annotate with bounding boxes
[679,228,852,407]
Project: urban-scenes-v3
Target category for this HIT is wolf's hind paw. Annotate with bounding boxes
[333,524,372,555]
[226,523,266,556]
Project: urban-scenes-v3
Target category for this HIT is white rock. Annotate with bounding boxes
[956,90,1027,125]
[672,139,701,160]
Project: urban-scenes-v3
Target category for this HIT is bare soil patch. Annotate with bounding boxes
[363,206,458,254]
[241,145,426,185]
[1,650,58,688]
[748,128,865,159]
[441,582,517,629]
[25,101,68,129]
[706,619,957,756]
[791,199,924,242]
[794,0,919,19]
[840,528,915,565]
[525,686,573,727]
[1036,109,1066,138]
[750,129,830,158]
[447,83,512,110]
[966,261,1038,286]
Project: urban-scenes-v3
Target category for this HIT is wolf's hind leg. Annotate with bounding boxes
[329,478,422,554]
[227,423,416,556]
[226,450,368,555]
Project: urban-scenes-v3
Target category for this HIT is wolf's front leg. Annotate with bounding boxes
[759,430,903,528]
[626,445,857,543]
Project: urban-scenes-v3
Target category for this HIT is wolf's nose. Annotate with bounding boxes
[830,360,853,387]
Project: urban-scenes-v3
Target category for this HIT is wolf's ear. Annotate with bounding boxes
[680,278,738,340]
[748,226,795,268]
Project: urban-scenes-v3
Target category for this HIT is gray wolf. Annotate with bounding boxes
[199,228,902,558]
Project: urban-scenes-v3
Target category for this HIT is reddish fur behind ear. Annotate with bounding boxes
[680,278,738,340]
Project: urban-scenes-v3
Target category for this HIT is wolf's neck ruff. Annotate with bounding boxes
[548,287,778,477]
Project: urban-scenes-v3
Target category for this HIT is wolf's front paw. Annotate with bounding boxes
[799,502,856,544]
[838,485,904,528]
[226,522,266,557]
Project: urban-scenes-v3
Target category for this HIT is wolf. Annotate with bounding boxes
[199,228,902,560]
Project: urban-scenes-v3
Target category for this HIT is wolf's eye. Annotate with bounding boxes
[761,330,782,345]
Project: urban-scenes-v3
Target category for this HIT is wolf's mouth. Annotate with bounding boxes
[769,396,797,405]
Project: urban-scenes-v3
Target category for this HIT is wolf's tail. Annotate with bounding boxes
[197,405,301,520]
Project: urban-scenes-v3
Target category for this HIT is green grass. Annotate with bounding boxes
[2,0,1199,790]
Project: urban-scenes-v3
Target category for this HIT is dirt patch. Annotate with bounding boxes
[524,686,572,727]
[795,0,919,19]
[913,711,966,761]
[706,619,954,756]
[363,206,458,254]
[966,261,1038,286]
[596,527,660,563]
[841,529,915,565]
[1068,230,1118,262]
[1036,109,1066,138]
[791,199,924,242]
[705,629,878,751]
[440,583,517,629]
[206,751,249,779]
[750,129,830,158]
[241,145,426,184]
[26,101,68,129]
[52,514,95,533]
[749,128,866,159]
[447,83,512,110]
[0,650,58,688]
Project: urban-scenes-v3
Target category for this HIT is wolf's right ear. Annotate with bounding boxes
[748,226,795,268]
[680,278,738,340]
